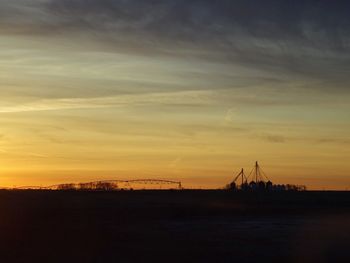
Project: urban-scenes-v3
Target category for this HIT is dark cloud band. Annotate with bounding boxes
[1,0,350,90]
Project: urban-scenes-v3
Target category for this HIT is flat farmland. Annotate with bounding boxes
[0,190,349,263]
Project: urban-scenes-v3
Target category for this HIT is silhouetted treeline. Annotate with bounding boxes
[226,180,306,192]
[57,182,119,191]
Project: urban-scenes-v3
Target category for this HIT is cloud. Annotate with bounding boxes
[315,138,350,145]
[0,90,213,113]
[42,0,350,51]
[0,1,349,92]
[262,134,287,143]
[2,1,350,55]
[224,108,237,123]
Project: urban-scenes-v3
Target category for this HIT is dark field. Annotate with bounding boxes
[0,190,349,263]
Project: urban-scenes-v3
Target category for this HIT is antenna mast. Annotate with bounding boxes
[233,168,247,185]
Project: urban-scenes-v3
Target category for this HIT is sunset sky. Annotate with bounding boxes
[0,0,349,189]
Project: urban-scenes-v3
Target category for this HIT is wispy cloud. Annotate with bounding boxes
[0,90,213,113]
[261,134,287,143]
[1,0,349,87]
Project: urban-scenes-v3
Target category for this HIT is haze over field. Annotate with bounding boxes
[0,0,349,189]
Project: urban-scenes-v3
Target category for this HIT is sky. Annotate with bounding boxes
[0,0,349,189]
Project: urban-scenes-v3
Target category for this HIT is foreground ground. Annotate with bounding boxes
[0,190,349,262]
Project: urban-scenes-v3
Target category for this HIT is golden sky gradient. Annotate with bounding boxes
[0,1,349,189]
